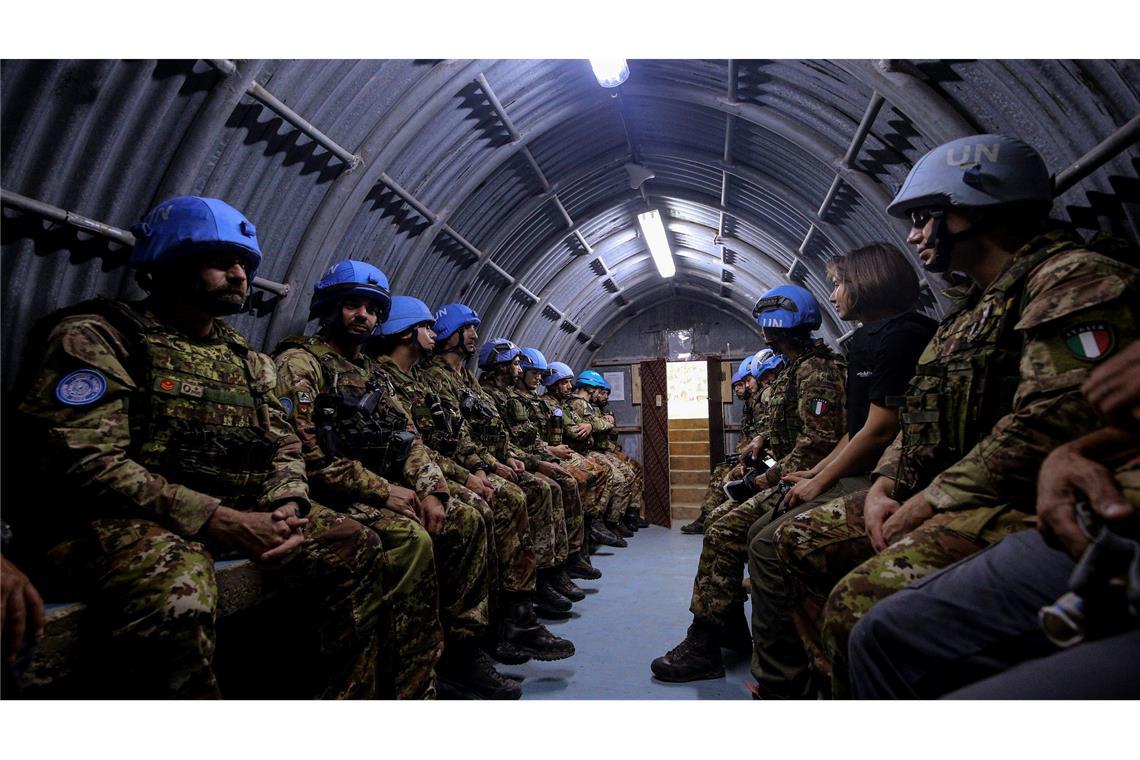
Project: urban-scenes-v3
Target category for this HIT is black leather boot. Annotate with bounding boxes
[502,601,575,661]
[607,519,634,539]
[565,554,602,580]
[590,519,626,548]
[437,641,523,700]
[624,508,641,532]
[680,514,706,534]
[650,621,725,682]
[535,572,573,616]
[550,566,586,602]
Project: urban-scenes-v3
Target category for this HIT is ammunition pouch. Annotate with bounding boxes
[157,420,278,503]
[722,463,771,503]
[314,383,414,479]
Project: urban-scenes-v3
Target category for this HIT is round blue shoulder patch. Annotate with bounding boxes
[279,397,294,415]
[55,369,107,406]
[553,408,563,417]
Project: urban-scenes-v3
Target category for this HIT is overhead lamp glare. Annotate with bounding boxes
[638,209,676,278]
[590,59,629,88]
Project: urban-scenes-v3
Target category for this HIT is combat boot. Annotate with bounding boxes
[503,602,575,661]
[550,566,586,602]
[680,514,706,534]
[437,642,523,700]
[535,572,573,616]
[624,508,641,533]
[607,519,634,539]
[590,520,626,548]
[565,554,602,580]
[719,604,753,655]
[637,514,651,528]
[484,609,535,666]
[650,621,725,682]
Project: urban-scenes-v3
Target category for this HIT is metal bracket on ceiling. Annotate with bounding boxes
[1052,112,1140,197]
[206,59,363,171]
[1,188,291,297]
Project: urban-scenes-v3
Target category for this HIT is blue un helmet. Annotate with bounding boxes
[130,196,262,278]
[886,134,1052,273]
[309,260,391,321]
[544,362,575,387]
[731,356,756,385]
[752,284,821,332]
[575,369,607,389]
[754,354,786,380]
[753,348,774,366]
[519,347,549,373]
[478,338,521,370]
[433,303,481,343]
[378,295,435,337]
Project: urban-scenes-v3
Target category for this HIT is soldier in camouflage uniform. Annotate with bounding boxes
[480,340,590,605]
[562,371,637,539]
[424,304,578,641]
[540,362,627,550]
[273,260,519,700]
[494,345,602,580]
[12,197,401,698]
[516,347,610,570]
[651,285,846,683]
[591,381,649,532]
[773,134,1140,697]
[370,296,575,664]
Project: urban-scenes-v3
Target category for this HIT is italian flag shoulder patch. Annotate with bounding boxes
[1062,323,1114,361]
[809,398,830,416]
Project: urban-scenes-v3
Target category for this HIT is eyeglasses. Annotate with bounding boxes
[909,208,943,229]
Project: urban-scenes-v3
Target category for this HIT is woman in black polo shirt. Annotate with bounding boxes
[781,242,936,508]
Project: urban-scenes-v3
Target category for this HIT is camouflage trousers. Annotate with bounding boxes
[774,493,1033,698]
[700,463,733,520]
[515,469,566,568]
[73,504,390,699]
[616,451,645,514]
[746,475,870,699]
[689,486,786,629]
[485,472,538,594]
[341,503,444,700]
[592,451,634,523]
[444,479,500,615]
[545,467,586,558]
[563,450,610,519]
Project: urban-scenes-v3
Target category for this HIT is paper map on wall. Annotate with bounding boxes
[603,372,625,402]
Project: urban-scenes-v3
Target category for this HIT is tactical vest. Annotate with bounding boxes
[60,299,280,508]
[408,387,464,457]
[459,384,508,456]
[763,344,843,460]
[502,388,541,450]
[593,402,619,453]
[541,396,565,446]
[276,335,413,479]
[891,235,1083,494]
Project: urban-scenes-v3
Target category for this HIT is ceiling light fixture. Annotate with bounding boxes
[638,209,676,278]
[590,59,630,88]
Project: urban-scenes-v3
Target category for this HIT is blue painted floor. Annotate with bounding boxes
[510,524,753,700]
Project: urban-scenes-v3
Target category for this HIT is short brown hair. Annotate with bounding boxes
[825,242,920,321]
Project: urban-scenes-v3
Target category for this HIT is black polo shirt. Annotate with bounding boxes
[845,311,937,435]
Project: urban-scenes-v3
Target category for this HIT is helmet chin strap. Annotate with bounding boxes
[923,208,996,274]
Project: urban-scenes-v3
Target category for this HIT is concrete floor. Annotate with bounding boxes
[510,524,753,700]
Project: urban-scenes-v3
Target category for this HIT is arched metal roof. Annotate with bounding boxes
[3,58,1138,382]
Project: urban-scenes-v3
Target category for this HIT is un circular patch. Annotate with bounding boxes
[553,408,564,417]
[55,369,107,406]
[279,397,294,415]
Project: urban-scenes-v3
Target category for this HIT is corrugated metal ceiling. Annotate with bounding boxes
[3,58,1138,381]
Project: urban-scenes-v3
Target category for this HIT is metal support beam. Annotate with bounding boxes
[1,188,290,296]
[206,59,362,170]
[1053,112,1140,196]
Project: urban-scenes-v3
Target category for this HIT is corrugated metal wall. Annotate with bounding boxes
[4,59,1138,388]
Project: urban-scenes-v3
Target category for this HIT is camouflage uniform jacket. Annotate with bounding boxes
[274,331,448,507]
[423,355,508,468]
[16,298,308,540]
[371,354,480,484]
[738,395,758,448]
[484,382,558,470]
[562,395,606,454]
[761,341,846,482]
[593,402,621,453]
[873,229,1139,533]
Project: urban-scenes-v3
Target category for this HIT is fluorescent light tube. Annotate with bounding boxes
[638,209,676,278]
